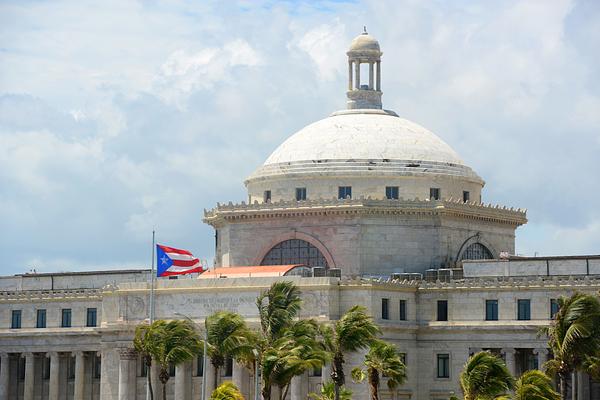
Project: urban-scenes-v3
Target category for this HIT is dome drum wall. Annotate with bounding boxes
[246,175,482,205]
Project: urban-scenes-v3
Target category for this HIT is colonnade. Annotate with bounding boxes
[0,350,95,400]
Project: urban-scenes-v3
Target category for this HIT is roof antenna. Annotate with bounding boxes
[363,25,368,34]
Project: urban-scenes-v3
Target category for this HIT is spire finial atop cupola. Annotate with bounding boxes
[346,30,382,110]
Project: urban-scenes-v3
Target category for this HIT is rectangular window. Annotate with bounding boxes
[437,354,450,378]
[67,356,76,380]
[169,363,176,377]
[518,299,531,320]
[312,366,322,377]
[11,310,21,329]
[87,308,97,327]
[18,357,25,380]
[386,186,399,200]
[399,300,407,321]
[437,300,448,321]
[430,188,440,200]
[43,357,51,380]
[463,191,470,202]
[485,300,498,321]
[93,354,101,379]
[381,298,389,320]
[338,186,352,199]
[196,356,204,377]
[223,357,233,377]
[295,187,307,201]
[61,309,72,328]
[36,309,46,328]
[263,190,271,203]
[550,299,559,319]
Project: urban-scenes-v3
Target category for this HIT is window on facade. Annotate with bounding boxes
[196,356,204,377]
[437,300,448,321]
[223,357,233,377]
[460,243,493,261]
[485,300,499,321]
[18,357,25,380]
[169,363,176,377]
[61,309,72,328]
[399,300,407,321]
[312,366,322,377]
[437,354,450,378]
[381,298,389,320]
[261,239,328,268]
[87,308,97,327]
[430,188,440,200]
[67,356,76,380]
[11,310,21,329]
[463,191,470,202]
[140,357,148,377]
[295,187,307,201]
[263,190,271,203]
[36,309,46,328]
[386,186,399,200]
[518,299,531,320]
[338,186,352,199]
[550,299,560,319]
[43,357,51,380]
[93,354,101,379]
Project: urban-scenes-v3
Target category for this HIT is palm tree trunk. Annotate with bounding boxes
[281,383,290,400]
[571,371,577,400]
[162,382,167,400]
[332,353,345,400]
[368,368,379,400]
[214,366,219,393]
[146,368,154,400]
[560,376,568,400]
[262,376,271,400]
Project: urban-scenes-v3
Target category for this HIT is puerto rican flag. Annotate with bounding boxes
[156,244,204,277]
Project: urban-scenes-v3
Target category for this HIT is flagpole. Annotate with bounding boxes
[150,230,156,323]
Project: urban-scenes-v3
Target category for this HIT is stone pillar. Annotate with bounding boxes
[48,351,60,400]
[502,348,516,376]
[376,61,381,91]
[368,62,374,89]
[151,361,164,400]
[0,353,9,400]
[118,348,137,400]
[73,351,86,400]
[232,362,249,397]
[348,61,353,91]
[290,371,308,400]
[354,61,360,89]
[23,352,35,400]
[322,363,331,386]
[205,361,216,396]
[175,360,192,400]
[533,348,548,370]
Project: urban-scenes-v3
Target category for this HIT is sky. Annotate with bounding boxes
[1,0,599,275]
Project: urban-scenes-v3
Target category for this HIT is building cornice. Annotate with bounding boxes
[0,288,103,303]
[203,198,527,227]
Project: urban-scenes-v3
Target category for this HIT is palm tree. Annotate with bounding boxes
[270,319,330,400]
[540,292,600,399]
[459,351,514,400]
[149,319,202,399]
[210,381,245,400]
[351,339,407,400]
[321,305,381,400]
[205,311,252,389]
[309,381,352,400]
[134,322,164,400]
[255,281,303,400]
[511,370,560,400]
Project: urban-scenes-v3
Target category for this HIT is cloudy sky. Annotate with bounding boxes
[1,0,599,274]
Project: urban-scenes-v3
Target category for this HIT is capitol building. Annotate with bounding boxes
[1,32,599,400]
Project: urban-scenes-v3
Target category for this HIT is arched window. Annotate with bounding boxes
[460,243,493,261]
[260,239,328,268]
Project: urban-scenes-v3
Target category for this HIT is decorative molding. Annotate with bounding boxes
[0,288,102,302]
[204,197,527,227]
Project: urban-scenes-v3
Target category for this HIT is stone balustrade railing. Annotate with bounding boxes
[0,288,103,301]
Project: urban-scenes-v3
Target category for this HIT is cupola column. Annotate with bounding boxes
[376,61,381,91]
[369,62,374,89]
[348,60,353,91]
[346,29,383,109]
[354,61,360,89]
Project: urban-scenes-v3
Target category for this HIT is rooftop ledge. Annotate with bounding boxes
[203,197,527,226]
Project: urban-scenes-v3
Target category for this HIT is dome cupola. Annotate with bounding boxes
[346,27,383,110]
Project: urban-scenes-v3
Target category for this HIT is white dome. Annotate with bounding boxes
[265,111,464,166]
[349,33,380,52]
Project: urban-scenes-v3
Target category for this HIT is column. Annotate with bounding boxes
[175,360,192,400]
[232,362,249,398]
[368,62,374,89]
[204,361,216,396]
[151,361,164,400]
[23,352,35,400]
[502,348,516,376]
[376,61,381,91]
[533,348,548,370]
[354,61,360,89]
[0,353,9,400]
[48,352,60,400]
[290,371,308,400]
[73,351,86,400]
[348,61,353,91]
[118,348,137,400]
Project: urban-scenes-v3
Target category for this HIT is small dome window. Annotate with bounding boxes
[261,239,328,268]
[460,243,493,261]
